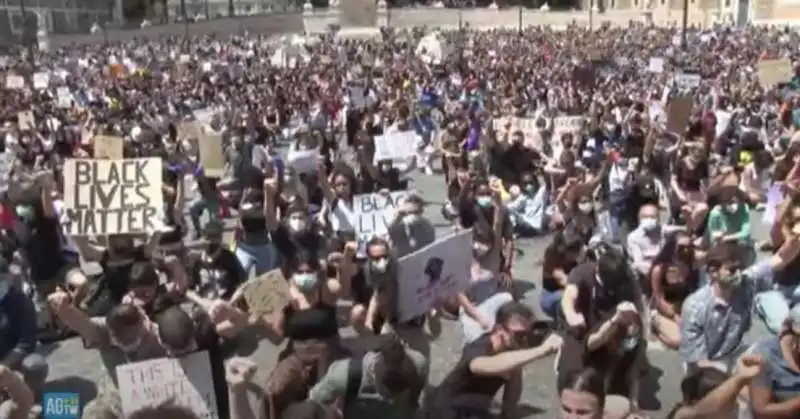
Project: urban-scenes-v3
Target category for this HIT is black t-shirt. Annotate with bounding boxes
[189,248,247,300]
[541,233,581,293]
[436,333,507,404]
[566,262,634,323]
[457,203,513,241]
[272,225,325,264]
[25,211,65,281]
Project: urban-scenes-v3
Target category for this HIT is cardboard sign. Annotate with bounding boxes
[286,147,319,174]
[198,134,224,178]
[354,191,408,244]
[17,111,34,129]
[179,122,203,141]
[240,269,291,314]
[62,158,163,236]
[373,130,419,163]
[666,96,693,135]
[673,73,701,90]
[93,135,124,159]
[117,351,219,419]
[397,229,473,321]
[758,59,793,87]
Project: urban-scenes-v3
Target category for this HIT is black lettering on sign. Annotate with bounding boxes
[359,195,376,213]
[66,159,158,235]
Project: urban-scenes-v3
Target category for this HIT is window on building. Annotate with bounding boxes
[51,10,70,33]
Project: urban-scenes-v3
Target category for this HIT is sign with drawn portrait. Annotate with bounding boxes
[396,229,473,321]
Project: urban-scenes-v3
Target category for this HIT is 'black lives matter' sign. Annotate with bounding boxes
[62,158,164,236]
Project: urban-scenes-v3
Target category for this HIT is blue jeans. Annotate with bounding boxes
[755,284,800,334]
[540,289,564,320]
[234,242,279,276]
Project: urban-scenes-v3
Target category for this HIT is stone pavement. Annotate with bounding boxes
[39,157,773,418]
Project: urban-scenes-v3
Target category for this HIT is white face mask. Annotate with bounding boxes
[621,335,639,352]
[288,218,307,232]
[726,203,739,213]
[639,218,659,231]
[292,273,318,292]
[370,258,389,273]
[578,202,593,214]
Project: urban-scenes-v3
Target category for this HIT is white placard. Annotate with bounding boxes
[117,351,219,419]
[0,153,13,192]
[32,72,50,90]
[397,229,473,321]
[373,130,419,163]
[553,116,584,134]
[56,87,72,108]
[354,191,408,243]
[648,57,664,73]
[714,110,732,138]
[286,147,319,173]
[674,73,701,90]
[62,158,164,236]
[5,75,24,89]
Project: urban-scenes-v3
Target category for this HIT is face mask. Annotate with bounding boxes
[476,196,493,208]
[726,203,739,213]
[621,335,639,352]
[288,218,307,232]
[524,184,536,194]
[370,258,389,273]
[639,218,659,231]
[402,213,421,226]
[577,202,593,214]
[112,334,143,353]
[473,242,491,257]
[292,273,318,292]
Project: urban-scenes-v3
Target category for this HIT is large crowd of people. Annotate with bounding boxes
[0,21,797,419]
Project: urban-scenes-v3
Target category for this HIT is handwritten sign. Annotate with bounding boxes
[32,72,49,90]
[93,135,124,159]
[62,158,163,236]
[673,73,701,90]
[240,269,291,314]
[56,87,72,108]
[17,110,34,129]
[198,134,224,178]
[373,130,419,163]
[5,75,23,89]
[666,96,693,135]
[648,57,664,73]
[117,351,219,419]
[354,191,408,243]
[758,59,793,87]
[397,230,473,321]
[554,116,584,134]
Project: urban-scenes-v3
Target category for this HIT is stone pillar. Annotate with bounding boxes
[376,0,388,27]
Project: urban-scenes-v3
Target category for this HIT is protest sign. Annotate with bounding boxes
[763,185,783,225]
[56,87,72,108]
[17,111,34,129]
[648,57,664,73]
[93,136,124,159]
[354,191,408,243]
[286,147,319,173]
[240,269,291,314]
[758,59,793,86]
[32,72,49,90]
[673,73,701,90]
[62,158,163,236]
[0,153,13,193]
[553,116,584,134]
[666,96,693,135]
[198,134,224,178]
[117,351,219,419]
[416,33,450,65]
[397,229,473,321]
[5,75,23,89]
[373,131,418,163]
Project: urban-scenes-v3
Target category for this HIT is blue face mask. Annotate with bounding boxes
[292,273,318,292]
[476,196,493,208]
